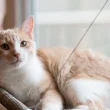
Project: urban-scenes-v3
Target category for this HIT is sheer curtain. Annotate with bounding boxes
[0,0,6,29]
[14,0,33,27]
[32,0,110,55]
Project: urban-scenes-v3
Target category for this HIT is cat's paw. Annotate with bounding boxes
[41,102,63,110]
[42,107,61,110]
[42,108,59,110]
[42,109,52,110]
[75,105,88,110]
[42,105,62,110]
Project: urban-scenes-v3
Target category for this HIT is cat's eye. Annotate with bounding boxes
[20,41,27,47]
[1,44,9,50]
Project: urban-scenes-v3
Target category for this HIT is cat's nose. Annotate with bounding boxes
[14,53,20,58]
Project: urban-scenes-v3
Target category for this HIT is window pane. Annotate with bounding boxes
[32,0,110,55]
[36,0,110,12]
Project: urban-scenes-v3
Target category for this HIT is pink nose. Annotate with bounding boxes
[14,53,20,58]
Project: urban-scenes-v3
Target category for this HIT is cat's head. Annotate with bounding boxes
[0,16,36,69]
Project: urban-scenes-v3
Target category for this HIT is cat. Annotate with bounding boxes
[0,16,110,110]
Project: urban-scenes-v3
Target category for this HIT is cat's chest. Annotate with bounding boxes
[1,66,45,102]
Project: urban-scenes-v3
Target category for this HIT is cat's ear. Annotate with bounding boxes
[20,16,34,39]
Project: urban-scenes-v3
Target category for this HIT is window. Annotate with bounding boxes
[31,0,110,55]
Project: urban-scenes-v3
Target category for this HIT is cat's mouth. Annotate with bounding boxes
[11,59,22,65]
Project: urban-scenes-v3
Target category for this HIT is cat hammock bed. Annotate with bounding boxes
[0,88,30,110]
[0,88,71,110]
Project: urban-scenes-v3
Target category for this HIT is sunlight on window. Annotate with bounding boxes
[32,0,110,55]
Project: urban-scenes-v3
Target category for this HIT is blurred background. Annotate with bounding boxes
[1,0,110,55]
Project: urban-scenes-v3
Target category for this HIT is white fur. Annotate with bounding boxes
[15,40,20,51]
[0,54,45,103]
[66,79,109,103]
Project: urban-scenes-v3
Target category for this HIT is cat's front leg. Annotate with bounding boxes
[41,89,63,110]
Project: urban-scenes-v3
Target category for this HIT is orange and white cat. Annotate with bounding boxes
[0,16,110,110]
